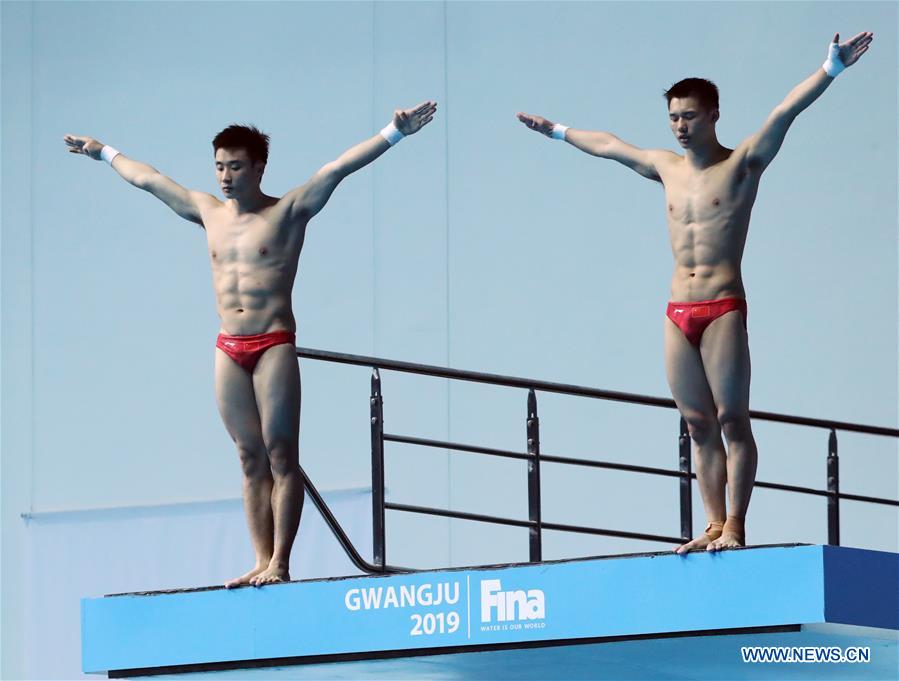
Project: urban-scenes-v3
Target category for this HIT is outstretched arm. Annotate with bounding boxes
[64,135,206,225]
[517,112,665,182]
[287,100,437,221]
[742,31,874,170]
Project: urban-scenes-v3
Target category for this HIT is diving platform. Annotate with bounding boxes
[82,544,898,679]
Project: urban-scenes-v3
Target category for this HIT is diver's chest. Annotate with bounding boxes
[665,169,749,222]
[206,221,290,263]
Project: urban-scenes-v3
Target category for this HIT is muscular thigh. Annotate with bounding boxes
[252,344,301,448]
[664,318,717,420]
[699,311,751,413]
[214,348,264,447]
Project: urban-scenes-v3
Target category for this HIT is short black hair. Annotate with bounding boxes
[212,124,270,165]
[664,78,719,112]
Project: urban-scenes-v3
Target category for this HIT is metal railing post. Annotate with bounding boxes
[527,389,542,562]
[827,429,840,546]
[678,417,693,542]
[371,368,386,567]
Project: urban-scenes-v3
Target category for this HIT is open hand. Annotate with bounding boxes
[832,31,874,68]
[63,134,104,160]
[516,112,555,137]
[393,101,437,136]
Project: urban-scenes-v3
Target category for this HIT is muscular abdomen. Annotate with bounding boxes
[664,155,759,302]
[208,225,302,336]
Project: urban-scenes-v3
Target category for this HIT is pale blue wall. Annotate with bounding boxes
[2,2,35,676]
[2,2,896,678]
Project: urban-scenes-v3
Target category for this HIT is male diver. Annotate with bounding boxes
[518,33,872,552]
[65,100,437,584]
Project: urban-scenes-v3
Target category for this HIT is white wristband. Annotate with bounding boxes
[380,122,405,146]
[550,124,569,140]
[100,145,121,164]
[822,42,845,78]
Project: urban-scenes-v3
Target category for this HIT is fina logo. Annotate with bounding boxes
[480,579,545,622]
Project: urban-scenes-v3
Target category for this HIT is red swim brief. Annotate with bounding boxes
[666,297,747,347]
[216,330,296,373]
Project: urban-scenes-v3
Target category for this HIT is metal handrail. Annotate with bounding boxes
[294,346,898,572]
[297,347,899,437]
[297,467,406,574]
[384,502,685,545]
[383,433,899,507]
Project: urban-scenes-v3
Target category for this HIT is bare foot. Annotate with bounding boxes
[707,531,744,551]
[707,516,745,552]
[225,565,267,589]
[249,564,290,587]
[674,521,724,555]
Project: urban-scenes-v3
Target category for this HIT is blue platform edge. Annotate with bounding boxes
[823,545,899,630]
[81,545,898,673]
